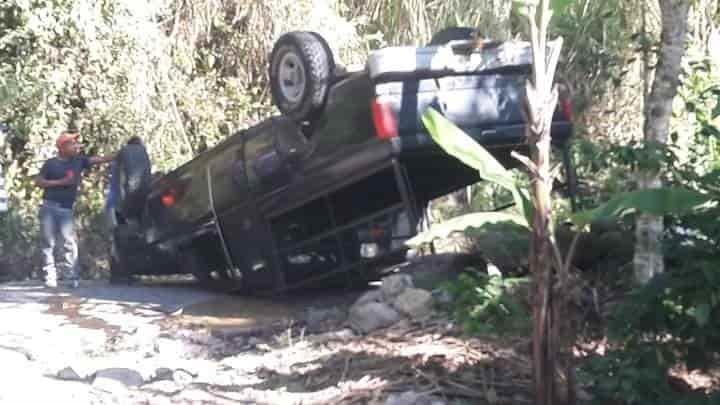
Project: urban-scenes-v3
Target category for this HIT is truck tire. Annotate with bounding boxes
[307,31,335,74]
[181,249,211,282]
[109,254,132,285]
[116,143,152,220]
[270,31,334,122]
[428,26,478,45]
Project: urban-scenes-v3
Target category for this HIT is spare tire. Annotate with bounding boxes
[116,143,152,220]
[307,31,335,73]
[269,31,334,122]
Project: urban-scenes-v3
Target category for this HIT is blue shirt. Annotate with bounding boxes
[39,156,91,209]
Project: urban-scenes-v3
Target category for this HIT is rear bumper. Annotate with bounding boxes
[389,121,573,156]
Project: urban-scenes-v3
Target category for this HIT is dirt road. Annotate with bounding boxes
[0,279,364,404]
[0,257,492,405]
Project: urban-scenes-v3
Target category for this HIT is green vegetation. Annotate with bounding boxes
[1,0,720,402]
[440,269,531,335]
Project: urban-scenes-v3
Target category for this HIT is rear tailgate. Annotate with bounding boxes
[368,39,572,151]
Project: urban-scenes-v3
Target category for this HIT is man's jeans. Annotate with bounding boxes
[39,200,78,283]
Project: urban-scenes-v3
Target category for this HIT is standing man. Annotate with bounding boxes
[35,130,114,288]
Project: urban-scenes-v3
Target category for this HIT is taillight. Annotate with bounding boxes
[371,98,399,140]
[560,98,574,121]
[557,82,573,121]
[161,189,177,207]
[370,227,386,239]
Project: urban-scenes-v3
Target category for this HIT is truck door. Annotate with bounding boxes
[211,133,285,291]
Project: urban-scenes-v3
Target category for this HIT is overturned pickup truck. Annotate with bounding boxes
[109,28,574,292]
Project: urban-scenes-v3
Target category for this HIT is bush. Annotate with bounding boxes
[581,192,720,403]
[441,269,530,335]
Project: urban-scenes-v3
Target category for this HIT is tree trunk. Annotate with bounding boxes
[634,0,689,284]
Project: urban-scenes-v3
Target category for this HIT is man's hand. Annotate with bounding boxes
[60,170,76,185]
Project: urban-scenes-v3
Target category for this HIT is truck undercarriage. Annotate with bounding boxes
[107,29,576,294]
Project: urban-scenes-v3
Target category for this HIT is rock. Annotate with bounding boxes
[381,274,414,300]
[329,328,356,341]
[408,254,474,289]
[172,369,195,385]
[93,368,144,388]
[354,289,383,306]
[206,336,224,348]
[209,341,228,356]
[57,366,83,381]
[211,326,264,340]
[431,288,453,305]
[385,319,412,339]
[305,306,345,331]
[392,288,434,319]
[308,328,356,344]
[232,336,246,346]
[154,367,174,381]
[385,390,446,405]
[256,343,273,352]
[348,301,401,334]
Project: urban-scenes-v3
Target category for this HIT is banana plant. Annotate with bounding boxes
[409,107,714,270]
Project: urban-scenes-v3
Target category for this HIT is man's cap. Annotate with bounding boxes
[56,132,79,149]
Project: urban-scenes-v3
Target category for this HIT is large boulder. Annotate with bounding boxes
[381,274,414,300]
[354,289,383,306]
[348,301,401,334]
[392,288,434,319]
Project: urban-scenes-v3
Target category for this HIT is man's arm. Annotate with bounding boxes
[88,155,115,165]
[87,155,115,166]
[35,160,74,189]
[35,172,74,188]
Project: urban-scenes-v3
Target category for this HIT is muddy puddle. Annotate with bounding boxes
[45,295,121,334]
[174,296,301,330]
[172,288,366,332]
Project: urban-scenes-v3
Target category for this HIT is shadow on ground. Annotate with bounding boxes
[196,340,534,404]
